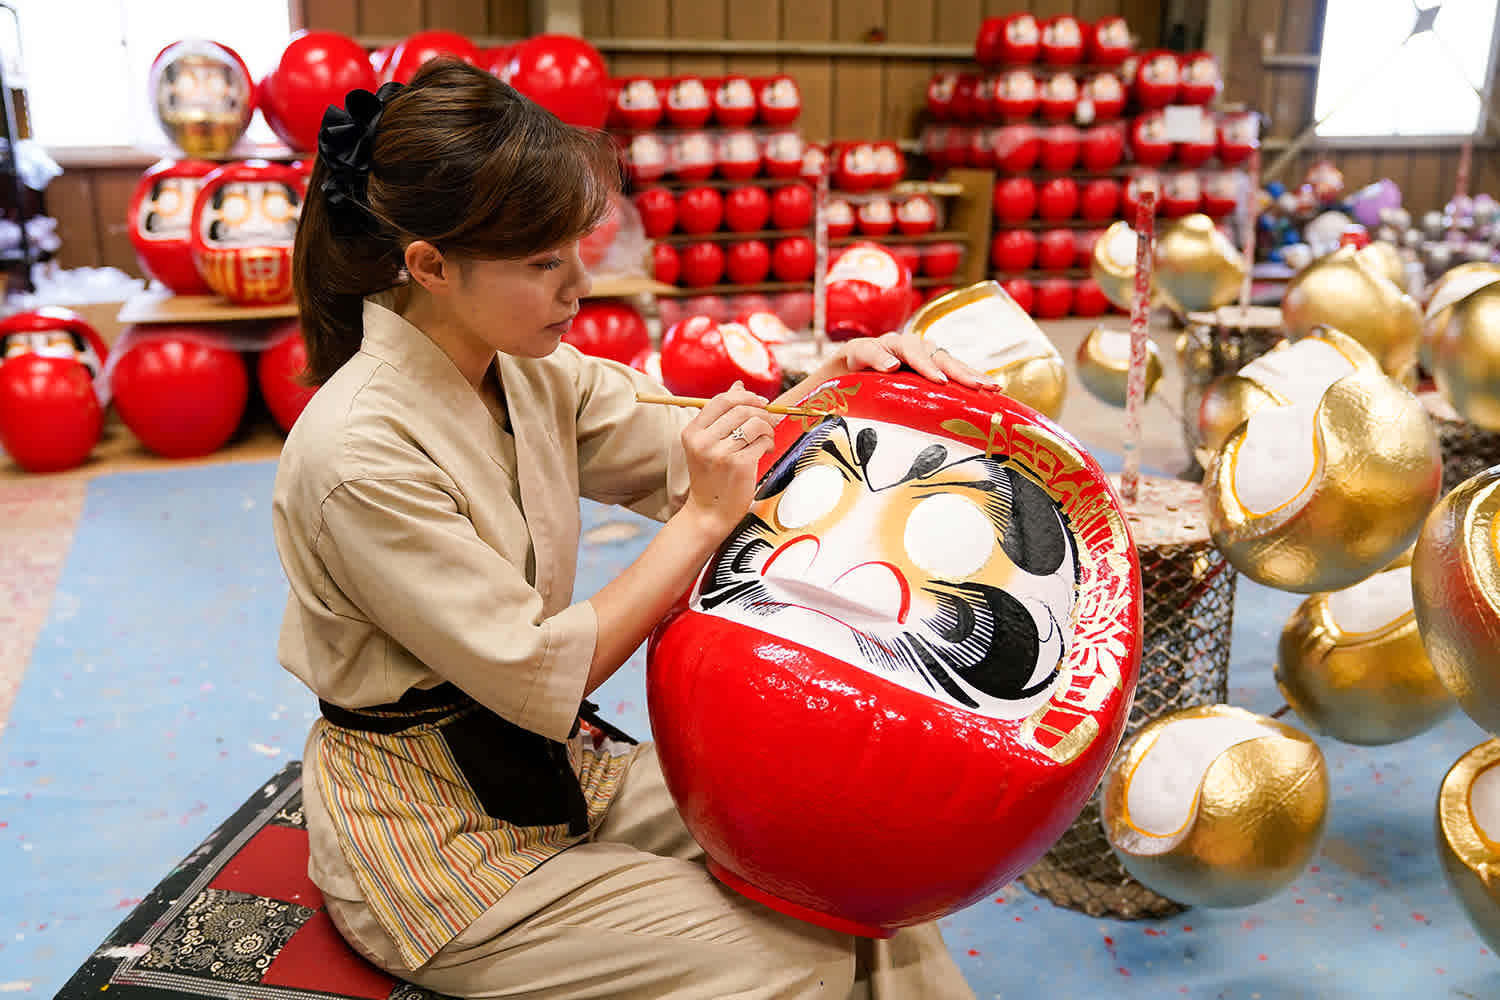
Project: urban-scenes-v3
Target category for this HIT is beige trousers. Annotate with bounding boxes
[313,743,977,1000]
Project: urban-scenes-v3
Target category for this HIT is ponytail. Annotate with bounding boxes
[293,153,403,385]
[293,59,619,386]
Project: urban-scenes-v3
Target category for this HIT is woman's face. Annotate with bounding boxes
[449,240,592,359]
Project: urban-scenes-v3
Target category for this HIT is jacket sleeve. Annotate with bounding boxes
[315,475,596,743]
[571,349,693,523]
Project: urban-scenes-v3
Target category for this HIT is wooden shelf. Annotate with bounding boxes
[830,230,970,245]
[657,228,812,244]
[988,268,1091,280]
[658,281,813,296]
[117,290,297,325]
[646,176,811,191]
[117,275,676,325]
[588,275,680,298]
[992,218,1123,229]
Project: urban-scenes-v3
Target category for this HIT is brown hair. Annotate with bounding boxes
[293,59,620,384]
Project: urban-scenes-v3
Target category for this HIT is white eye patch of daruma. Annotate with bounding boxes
[904,493,995,580]
[1325,566,1413,634]
[828,247,900,288]
[719,323,776,380]
[1104,224,1137,269]
[919,293,1056,374]
[1239,337,1355,407]
[1470,763,1500,845]
[776,464,845,530]
[1125,716,1282,846]
[1231,403,1319,516]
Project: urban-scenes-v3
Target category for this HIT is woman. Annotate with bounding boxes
[273,59,990,998]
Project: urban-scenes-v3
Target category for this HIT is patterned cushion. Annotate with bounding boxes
[56,762,453,1000]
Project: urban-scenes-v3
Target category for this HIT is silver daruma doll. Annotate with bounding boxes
[648,371,1143,936]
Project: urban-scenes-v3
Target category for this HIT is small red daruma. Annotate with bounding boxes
[189,159,306,305]
[659,314,782,399]
[647,370,1143,937]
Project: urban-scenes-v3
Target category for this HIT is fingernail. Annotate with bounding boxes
[878,356,900,370]
[979,375,1001,388]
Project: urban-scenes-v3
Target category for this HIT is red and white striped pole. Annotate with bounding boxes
[1121,188,1158,505]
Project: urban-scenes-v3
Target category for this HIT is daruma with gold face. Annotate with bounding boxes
[189,161,305,305]
[648,372,1142,936]
[128,159,217,296]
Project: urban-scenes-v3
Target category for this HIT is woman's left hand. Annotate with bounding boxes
[839,331,1000,392]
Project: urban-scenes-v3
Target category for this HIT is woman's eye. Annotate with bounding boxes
[535,257,563,271]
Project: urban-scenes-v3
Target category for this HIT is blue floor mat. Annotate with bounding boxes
[2,458,1497,999]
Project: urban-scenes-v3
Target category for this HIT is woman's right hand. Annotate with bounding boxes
[680,382,777,536]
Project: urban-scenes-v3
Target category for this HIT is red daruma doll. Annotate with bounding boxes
[823,242,914,341]
[647,365,1143,936]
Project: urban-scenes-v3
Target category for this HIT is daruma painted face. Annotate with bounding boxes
[648,372,1142,936]
[701,414,1078,719]
[189,161,306,305]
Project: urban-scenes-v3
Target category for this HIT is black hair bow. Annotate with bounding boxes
[317,81,404,233]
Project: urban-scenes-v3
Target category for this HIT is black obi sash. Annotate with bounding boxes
[318,684,636,838]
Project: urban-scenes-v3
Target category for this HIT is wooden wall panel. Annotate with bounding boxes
[48,175,102,274]
[302,0,358,34]
[487,0,529,35]
[91,170,145,277]
[360,0,424,37]
[424,0,490,36]
[934,0,983,47]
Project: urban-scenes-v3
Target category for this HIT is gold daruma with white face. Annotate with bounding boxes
[1101,704,1329,908]
[1412,466,1500,736]
[1194,326,1383,460]
[1153,213,1247,314]
[1282,245,1422,379]
[1090,220,1148,314]
[906,282,1067,420]
[1437,740,1500,952]
[1275,562,1454,746]
[1204,329,1442,593]
[1075,326,1162,408]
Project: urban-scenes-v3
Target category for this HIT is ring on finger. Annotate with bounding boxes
[730,425,747,442]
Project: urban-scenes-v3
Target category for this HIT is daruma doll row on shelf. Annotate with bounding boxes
[128,157,310,305]
[605,73,802,130]
[992,171,1242,224]
[928,50,1221,124]
[924,111,1258,172]
[620,128,810,185]
[635,183,815,237]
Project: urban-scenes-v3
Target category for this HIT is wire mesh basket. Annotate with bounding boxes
[1021,476,1238,919]
[1420,391,1500,495]
[1176,306,1287,468]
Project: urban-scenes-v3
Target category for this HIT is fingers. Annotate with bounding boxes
[688,381,768,431]
[704,405,776,449]
[934,348,1000,391]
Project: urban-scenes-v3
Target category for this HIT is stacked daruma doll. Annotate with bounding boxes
[647,349,1143,935]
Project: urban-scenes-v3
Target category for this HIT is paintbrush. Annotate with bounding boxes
[635,392,828,418]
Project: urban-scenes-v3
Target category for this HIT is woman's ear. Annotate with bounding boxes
[404,241,449,293]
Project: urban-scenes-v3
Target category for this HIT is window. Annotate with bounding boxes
[1314,0,1500,138]
[13,0,292,148]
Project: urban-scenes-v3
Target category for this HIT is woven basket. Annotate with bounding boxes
[1021,476,1237,919]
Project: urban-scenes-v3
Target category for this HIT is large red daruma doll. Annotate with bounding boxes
[648,372,1142,936]
[129,159,217,295]
[190,160,305,305]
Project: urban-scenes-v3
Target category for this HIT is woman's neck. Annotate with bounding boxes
[398,284,494,392]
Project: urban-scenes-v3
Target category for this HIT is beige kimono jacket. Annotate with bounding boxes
[272,291,690,969]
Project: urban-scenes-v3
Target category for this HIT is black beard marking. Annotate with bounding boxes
[699,514,777,614]
[918,580,1059,701]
